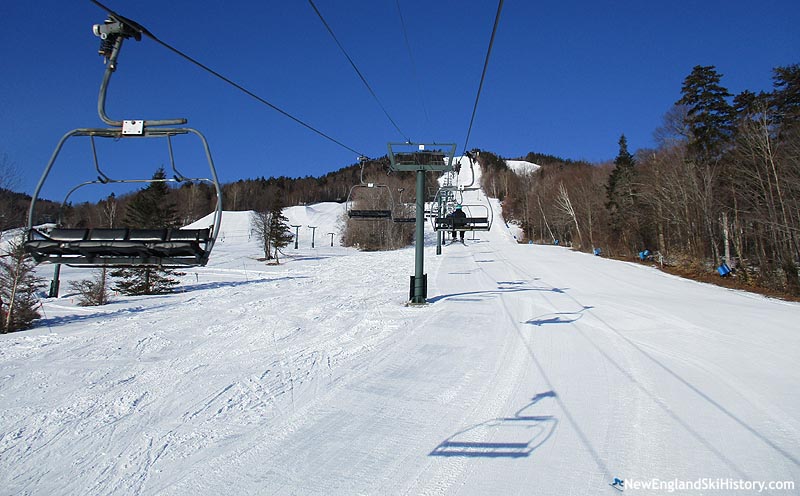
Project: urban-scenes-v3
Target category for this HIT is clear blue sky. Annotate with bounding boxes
[1,0,797,202]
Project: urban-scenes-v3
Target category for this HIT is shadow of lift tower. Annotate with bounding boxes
[387,142,456,305]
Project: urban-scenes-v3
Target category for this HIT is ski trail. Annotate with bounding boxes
[483,244,800,488]
[2,199,798,494]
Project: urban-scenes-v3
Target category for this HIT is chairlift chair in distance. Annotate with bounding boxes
[345,158,394,220]
[431,186,493,232]
[433,200,493,232]
[24,13,223,268]
[391,210,417,224]
[433,204,492,232]
[390,188,416,224]
[432,151,493,231]
[429,186,457,227]
[387,142,458,226]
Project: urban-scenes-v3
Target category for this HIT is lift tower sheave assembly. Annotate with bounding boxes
[387,143,456,305]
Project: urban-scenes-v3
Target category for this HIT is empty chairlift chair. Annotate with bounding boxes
[391,188,416,224]
[345,183,394,219]
[345,158,394,220]
[24,12,222,268]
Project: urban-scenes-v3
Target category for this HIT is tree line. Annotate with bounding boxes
[26,158,398,226]
[3,62,796,327]
[483,64,800,295]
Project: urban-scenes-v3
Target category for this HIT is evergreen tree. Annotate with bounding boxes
[0,238,44,333]
[123,168,179,229]
[732,90,760,118]
[251,199,293,263]
[771,64,800,135]
[267,201,294,263]
[111,168,183,295]
[605,135,639,246]
[112,265,181,295]
[677,65,734,162]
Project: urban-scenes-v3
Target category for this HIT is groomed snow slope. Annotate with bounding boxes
[505,159,540,175]
[1,168,798,495]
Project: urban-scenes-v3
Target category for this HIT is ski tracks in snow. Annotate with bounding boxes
[0,249,423,495]
[2,206,799,494]
[488,245,800,491]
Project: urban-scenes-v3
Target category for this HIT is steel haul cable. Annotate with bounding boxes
[462,0,504,154]
[307,0,411,143]
[395,0,432,138]
[89,0,368,159]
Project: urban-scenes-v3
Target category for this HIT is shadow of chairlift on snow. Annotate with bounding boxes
[178,275,309,293]
[430,391,558,458]
[38,302,177,329]
[427,282,566,304]
[37,276,310,330]
[525,306,595,326]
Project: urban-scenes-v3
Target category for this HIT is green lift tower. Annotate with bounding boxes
[387,142,456,304]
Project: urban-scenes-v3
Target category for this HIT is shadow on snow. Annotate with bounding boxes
[428,282,566,304]
[430,391,558,458]
[39,276,307,329]
[178,275,308,293]
[525,306,594,326]
[37,303,176,329]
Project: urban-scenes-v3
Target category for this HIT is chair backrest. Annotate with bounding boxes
[128,229,168,241]
[48,228,89,241]
[89,229,128,241]
[169,228,211,242]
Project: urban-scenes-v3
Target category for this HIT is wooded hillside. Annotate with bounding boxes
[11,63,798,295]
[486,64,800,296]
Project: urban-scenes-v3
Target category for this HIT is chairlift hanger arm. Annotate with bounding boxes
[91,0,368,158]
[91,1,186,127]
[459,151,478,189]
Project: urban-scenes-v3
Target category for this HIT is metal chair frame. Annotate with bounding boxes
[345,158,394,220]
[24,14,222,268]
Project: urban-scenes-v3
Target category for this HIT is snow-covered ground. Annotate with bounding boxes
[1,166,798,495]
[504,159,541,175]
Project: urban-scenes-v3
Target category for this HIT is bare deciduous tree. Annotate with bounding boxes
[69,269,111,306]
[0,237,44,333]
[555,181,583,249]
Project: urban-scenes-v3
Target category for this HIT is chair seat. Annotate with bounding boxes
[24,226,210,266]
[434,217,490,231]
[348,210,392,219]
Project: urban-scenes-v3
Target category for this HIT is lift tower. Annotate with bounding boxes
[387,143,456,304]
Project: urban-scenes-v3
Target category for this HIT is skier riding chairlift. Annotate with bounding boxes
[450,204,467,242]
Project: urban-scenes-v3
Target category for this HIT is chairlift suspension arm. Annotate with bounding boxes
[462,151,477,189]
[93,13,186,128]
[90,0,368,157]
